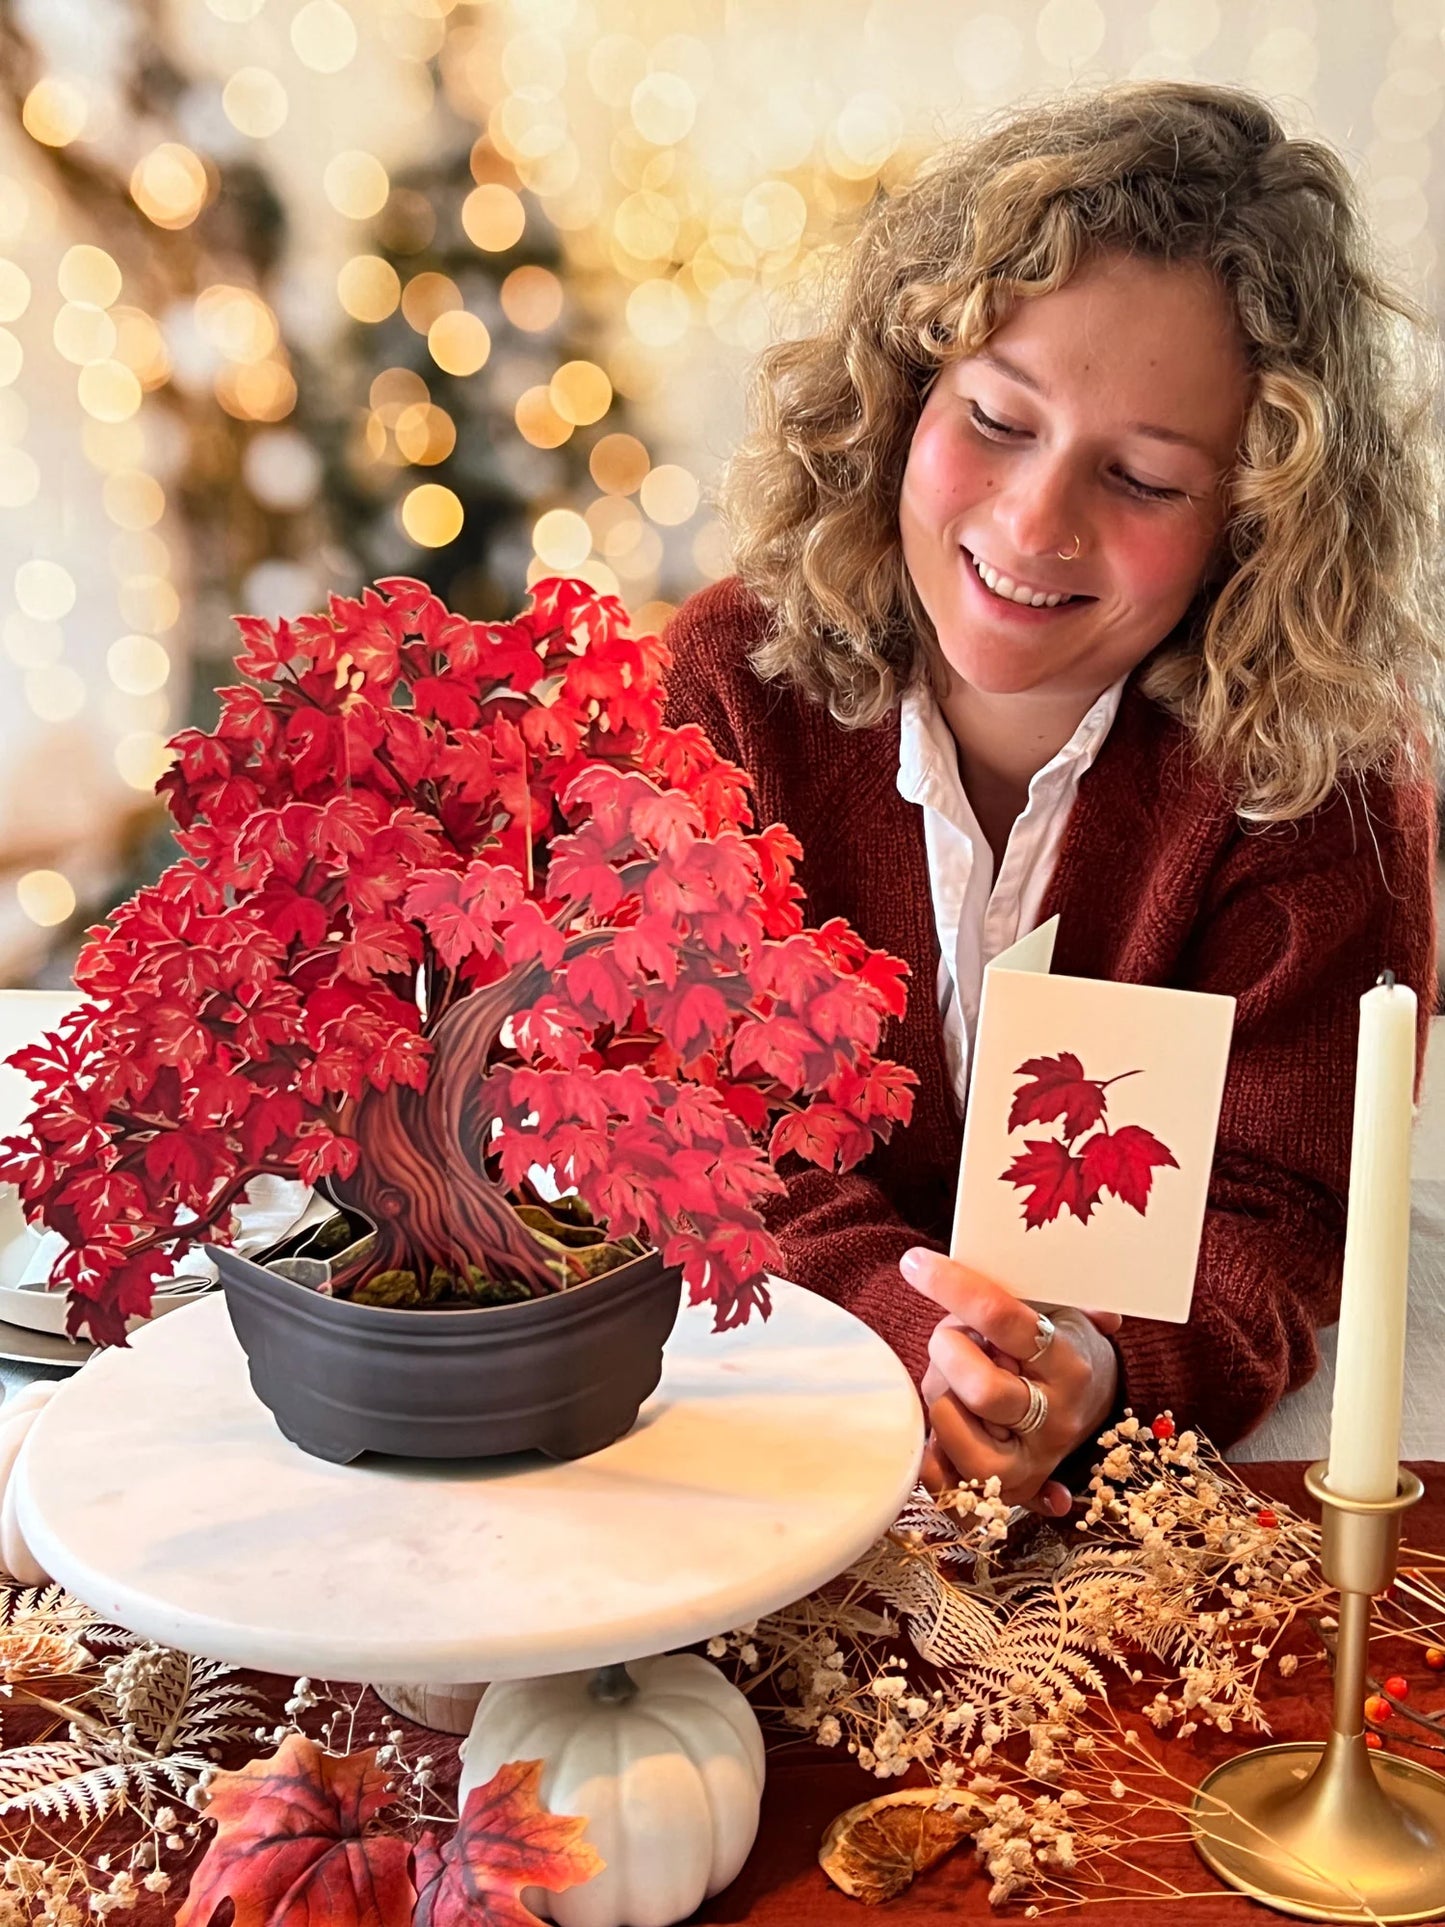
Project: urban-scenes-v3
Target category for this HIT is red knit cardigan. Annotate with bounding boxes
[663,576,1438,1449]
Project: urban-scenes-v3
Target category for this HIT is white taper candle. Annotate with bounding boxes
[1324,972,1417,1504]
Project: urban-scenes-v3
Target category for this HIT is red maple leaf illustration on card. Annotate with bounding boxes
[1080,1124,1178,1213]
[1000,1052,1177,1229]
[1005,1051,1109,1138]
[1000,1136,1102,1231]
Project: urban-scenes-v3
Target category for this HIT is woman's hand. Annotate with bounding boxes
[900,1247,1121,1517]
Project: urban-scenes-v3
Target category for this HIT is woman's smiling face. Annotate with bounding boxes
[898,252,1251,710]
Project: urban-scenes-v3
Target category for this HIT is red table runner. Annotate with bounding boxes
[9,1461,1442,1924]
[696,1460,1445,1924]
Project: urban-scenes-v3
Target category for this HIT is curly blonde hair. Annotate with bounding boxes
[721,80,1445,822]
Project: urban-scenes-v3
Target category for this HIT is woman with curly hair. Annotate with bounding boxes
[662,80,1444,1513]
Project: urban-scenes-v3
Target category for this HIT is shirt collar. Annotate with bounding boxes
[896,683,961,813]
[896,676,1127,811]
[1033,677,1126,792]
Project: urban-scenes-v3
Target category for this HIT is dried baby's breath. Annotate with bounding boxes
[0,1580,409,1915]
[716,1413,1345,1907]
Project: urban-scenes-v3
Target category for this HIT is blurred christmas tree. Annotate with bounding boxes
[305,132,613,621]
[0,2,640,979]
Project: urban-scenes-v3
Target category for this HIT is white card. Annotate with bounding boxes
[950,922,1235,1322]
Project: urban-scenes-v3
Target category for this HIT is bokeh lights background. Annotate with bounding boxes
[0,0,1441,982]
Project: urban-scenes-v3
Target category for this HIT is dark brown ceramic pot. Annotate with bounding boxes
[207,1244,683,1465]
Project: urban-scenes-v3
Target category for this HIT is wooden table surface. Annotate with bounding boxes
[17,1459,1438,1926]
[695,1459,1445,1924]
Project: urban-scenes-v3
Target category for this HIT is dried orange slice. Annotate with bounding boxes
[0,1629,91,1680]
[819,1787,977,1901]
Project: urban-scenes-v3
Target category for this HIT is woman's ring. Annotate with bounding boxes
[1021,1312,1056,1365]
[1011,1377,1049,1439]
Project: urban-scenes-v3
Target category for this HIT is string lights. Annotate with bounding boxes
[0,0,1441,974]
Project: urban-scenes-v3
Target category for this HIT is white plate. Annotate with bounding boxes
[0,1320,91,1369]
[0,1173,330,1340]
[0,1276,213,1338]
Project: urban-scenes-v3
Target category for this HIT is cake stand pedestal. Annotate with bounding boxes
[16,1282,922,1923]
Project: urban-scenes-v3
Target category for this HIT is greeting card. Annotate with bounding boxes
[949,919,1236,1322]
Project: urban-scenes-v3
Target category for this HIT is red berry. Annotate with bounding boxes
[1365,1731,1384,1750]
[1255,1508,1279,1530]
[1383,1675,1409,1701]
[1151,1415,1175,1440]
[1364,1695,1392,1724]
[1426,1647,1445,1671]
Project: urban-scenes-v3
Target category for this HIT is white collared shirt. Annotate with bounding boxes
[896,678,1125,1112]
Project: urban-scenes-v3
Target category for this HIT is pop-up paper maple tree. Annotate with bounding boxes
[1,576,916,1345]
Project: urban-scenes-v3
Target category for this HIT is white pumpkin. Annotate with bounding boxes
[458,1654,765,1927]
[0,1381,59,1586]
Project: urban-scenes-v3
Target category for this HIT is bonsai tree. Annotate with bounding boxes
[1,577,915,1345]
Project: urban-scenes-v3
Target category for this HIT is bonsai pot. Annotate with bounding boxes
[207,1243,683,1466]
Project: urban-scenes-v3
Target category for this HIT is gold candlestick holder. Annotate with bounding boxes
[1190,1463,1445,1921]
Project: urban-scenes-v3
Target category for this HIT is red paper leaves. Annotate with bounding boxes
[412,1759,603,1927]
[1000,1053,1177,1230]
[175,1735,413,1927]
[402,864,526,970]
[8,575,917,1341]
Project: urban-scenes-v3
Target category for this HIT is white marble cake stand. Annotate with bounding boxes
[16,1277,922,1680]
[16,1271,920,1664]
[17,1281,921,1922]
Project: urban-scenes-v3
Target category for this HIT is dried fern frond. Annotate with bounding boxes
[99,1649,273,1758]
[715,1417,1331,1780]
[0,1742,96,1807]
[0,1751,198,1825]
[0,1582,102,1639]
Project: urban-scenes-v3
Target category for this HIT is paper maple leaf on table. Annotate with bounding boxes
[175,1734,414,1927]
[175,1739,601,1927]
[413,1758,604,1927]
[1000,1053,1177,1230]
[0,575,918,1343]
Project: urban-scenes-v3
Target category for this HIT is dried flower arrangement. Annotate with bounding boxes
[0,1579,274,1920]
[0,1425,1438,1915]
[0,1575,600,1925]
[707,1413,1380,1908]
[713,1418,1328,1769]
